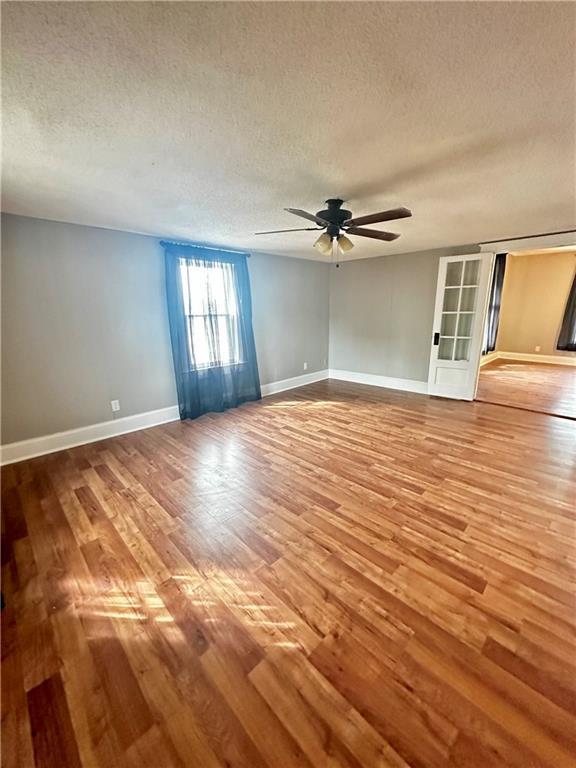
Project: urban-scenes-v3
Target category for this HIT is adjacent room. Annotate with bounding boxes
[2,3,575,768]
[477,247,576,419]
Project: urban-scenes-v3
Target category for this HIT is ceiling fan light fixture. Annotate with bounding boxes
[313,232,332,255]
[262,200,412,251]
[337,235,354,253]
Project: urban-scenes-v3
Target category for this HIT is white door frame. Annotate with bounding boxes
[428,252,495,400]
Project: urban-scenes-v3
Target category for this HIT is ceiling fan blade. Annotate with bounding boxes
[255,227,322,234]
[344,207,412,227]
[346,226,400,242]
[284,208,331,227]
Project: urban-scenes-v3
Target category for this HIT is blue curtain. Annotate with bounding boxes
[482,253,507,355]
[163,242,261,420]
[557,270,576,351]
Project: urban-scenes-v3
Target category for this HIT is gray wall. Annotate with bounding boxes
[1,212,478,445]
[1,214,329,444]
[329,245,480,381]
[1,215,177,443]
[249,252,329,385]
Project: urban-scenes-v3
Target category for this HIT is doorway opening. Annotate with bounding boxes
[476,245,576,419]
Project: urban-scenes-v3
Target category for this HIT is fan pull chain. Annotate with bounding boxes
[332,238,341,268]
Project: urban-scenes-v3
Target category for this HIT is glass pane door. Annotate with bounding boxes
[438,258,480,361]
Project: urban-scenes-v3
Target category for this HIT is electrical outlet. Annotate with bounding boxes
[110,399,121,413]
[303,361,308,371]
[535,346,541,352]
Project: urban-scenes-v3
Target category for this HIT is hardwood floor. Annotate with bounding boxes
[477,360,576,419]
[2,379,575,768]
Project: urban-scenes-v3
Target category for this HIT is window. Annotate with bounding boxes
[180,259,244,369]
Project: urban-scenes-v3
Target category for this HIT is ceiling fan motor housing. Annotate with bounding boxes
[317,199,352,238]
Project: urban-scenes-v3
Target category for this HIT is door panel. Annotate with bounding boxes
[428,253,494,400]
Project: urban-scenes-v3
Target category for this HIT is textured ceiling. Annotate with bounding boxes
[2,2,575,260]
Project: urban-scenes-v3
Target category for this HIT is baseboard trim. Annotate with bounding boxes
[1,370,332,465]
[480,352,500,367]
[329,369,429,395]
[0,406,181,466]
[260,369,329,397]
[482,351,576,367]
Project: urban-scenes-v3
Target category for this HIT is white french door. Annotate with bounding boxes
[428,252,494,400]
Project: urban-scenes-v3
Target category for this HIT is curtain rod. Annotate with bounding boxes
[160,239,250,256]
[480,228,576,245]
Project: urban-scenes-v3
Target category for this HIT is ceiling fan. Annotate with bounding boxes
[255,198,412,255]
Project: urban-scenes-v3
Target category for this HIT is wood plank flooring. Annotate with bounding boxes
[2,379,576,767]
[477,360,576,419]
